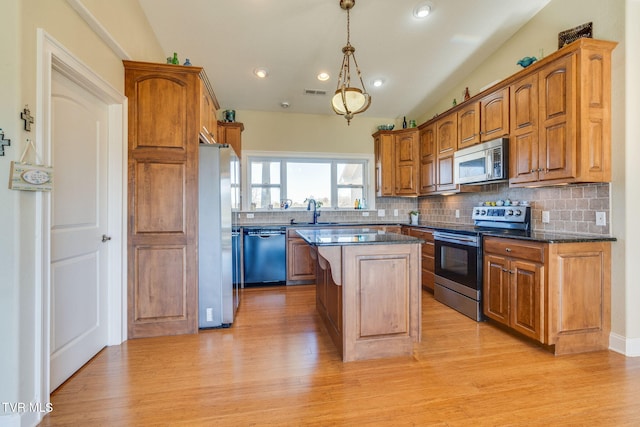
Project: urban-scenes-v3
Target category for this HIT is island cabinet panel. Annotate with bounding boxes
[342,244,421,362]
[125,60,211,338]
[287,229,315,283]
[312,247,342,356]
[358,257,409,337]
[313,242,421,362]
[484,237,611,355]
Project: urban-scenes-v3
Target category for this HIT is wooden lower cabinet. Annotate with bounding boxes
[311,243,421,362]
[287,229,315,284]
[404,226,435,292]
[483,237,611,355]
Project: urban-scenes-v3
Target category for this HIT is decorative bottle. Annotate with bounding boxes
[402,116,407,129]
[171,52,179,65]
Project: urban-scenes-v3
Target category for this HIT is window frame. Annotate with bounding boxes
[242,150,375,211]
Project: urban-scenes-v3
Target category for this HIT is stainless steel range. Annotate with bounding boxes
[433,205,531,321]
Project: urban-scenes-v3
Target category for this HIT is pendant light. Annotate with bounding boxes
[331,0,371,125]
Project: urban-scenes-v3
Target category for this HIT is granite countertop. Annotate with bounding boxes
[235,221,616,244]
[296,227,422,246]
[409,222,617,243]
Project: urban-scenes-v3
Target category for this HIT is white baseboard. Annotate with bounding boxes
[609,333,640,356]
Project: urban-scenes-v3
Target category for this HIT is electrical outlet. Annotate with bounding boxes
[393,209,399,217]
[596,211,606,226]
[455,209,460,218]
[362,211,369,217]
[377,209,385,217]
[542,211,550,223]
[246,213,254,219]
[206,308,213,322]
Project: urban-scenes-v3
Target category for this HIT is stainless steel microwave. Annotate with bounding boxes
[454,137,508,185]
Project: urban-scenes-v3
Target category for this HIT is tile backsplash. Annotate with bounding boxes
[417,182,611,235]
[237,183,612,236]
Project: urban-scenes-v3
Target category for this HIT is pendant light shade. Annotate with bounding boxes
[332,0,371,125]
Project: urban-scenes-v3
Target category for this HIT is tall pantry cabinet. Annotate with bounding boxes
[124,60,219,338]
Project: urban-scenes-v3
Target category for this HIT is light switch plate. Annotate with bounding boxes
[596,211,606,226]
[377,209,385,217]
[542,211,550,223]
[393,209,398,217]
[246,213,254,219]
[455,209,460,218]
[362,211,370,217]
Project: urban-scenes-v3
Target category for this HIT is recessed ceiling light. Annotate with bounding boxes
[280,101,290,108]
[317,72,330,81]
[254,68,269,78]
[372,78,384,88]
[413,2,432,19]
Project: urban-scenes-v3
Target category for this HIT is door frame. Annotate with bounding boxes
[35,29,127,405]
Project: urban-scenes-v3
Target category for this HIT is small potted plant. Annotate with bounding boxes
[409,210,420,225]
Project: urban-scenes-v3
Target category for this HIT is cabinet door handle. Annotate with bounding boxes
[509,270,515,274]
[505,248,512,252]
[530,169,536,173]
[502,268,508,272]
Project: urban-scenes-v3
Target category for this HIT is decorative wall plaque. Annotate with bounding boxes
[558,22,593,49]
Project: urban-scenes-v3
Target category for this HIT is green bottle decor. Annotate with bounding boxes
[171,52,179,65]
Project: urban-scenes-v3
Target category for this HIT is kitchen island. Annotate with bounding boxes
[296,228,423,362]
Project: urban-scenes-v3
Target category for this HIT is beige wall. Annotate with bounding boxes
[235,110,394,155]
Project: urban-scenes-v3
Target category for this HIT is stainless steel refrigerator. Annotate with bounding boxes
[198,143,239,328]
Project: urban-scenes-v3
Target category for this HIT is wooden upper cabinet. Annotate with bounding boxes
[510,73,539,184]
[199,85,217,144]
[436,113,458,192]
[419,124,437,194]
[480,87,510,141]
[457,87,509,150]
[394,129,420,196]
[373,131,395,196]
[457,102,480,149]
[509,39,615,187]
[218,121,244,157]
[538,54,577,182]
[124,60,218,339]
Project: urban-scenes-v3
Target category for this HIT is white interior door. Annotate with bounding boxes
[49,68,109,391]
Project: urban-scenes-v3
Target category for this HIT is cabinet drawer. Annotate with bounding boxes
[484,237,544,263]
[408,227,434,241]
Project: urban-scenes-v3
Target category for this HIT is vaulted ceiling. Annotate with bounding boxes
[139,0,551,120]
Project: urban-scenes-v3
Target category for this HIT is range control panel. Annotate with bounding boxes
[472,206,529,223]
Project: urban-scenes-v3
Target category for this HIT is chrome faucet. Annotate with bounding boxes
[305,198,320,224]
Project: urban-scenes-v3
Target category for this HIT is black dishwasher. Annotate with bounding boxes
[243,227,287,285]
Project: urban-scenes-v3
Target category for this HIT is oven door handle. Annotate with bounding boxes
[433,232,479,246]
[486,151,493,180]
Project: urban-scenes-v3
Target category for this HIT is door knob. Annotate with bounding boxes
[102,234,112,243]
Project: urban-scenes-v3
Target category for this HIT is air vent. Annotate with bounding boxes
[304,89,328,96]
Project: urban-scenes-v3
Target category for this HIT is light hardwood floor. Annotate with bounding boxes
[41,285,640,426]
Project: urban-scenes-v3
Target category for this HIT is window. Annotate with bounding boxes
[246,155,369,210]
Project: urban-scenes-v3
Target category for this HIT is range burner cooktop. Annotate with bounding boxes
[472,206,531,230]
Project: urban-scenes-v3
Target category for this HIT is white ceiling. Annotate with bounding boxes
[138,0,551,120]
